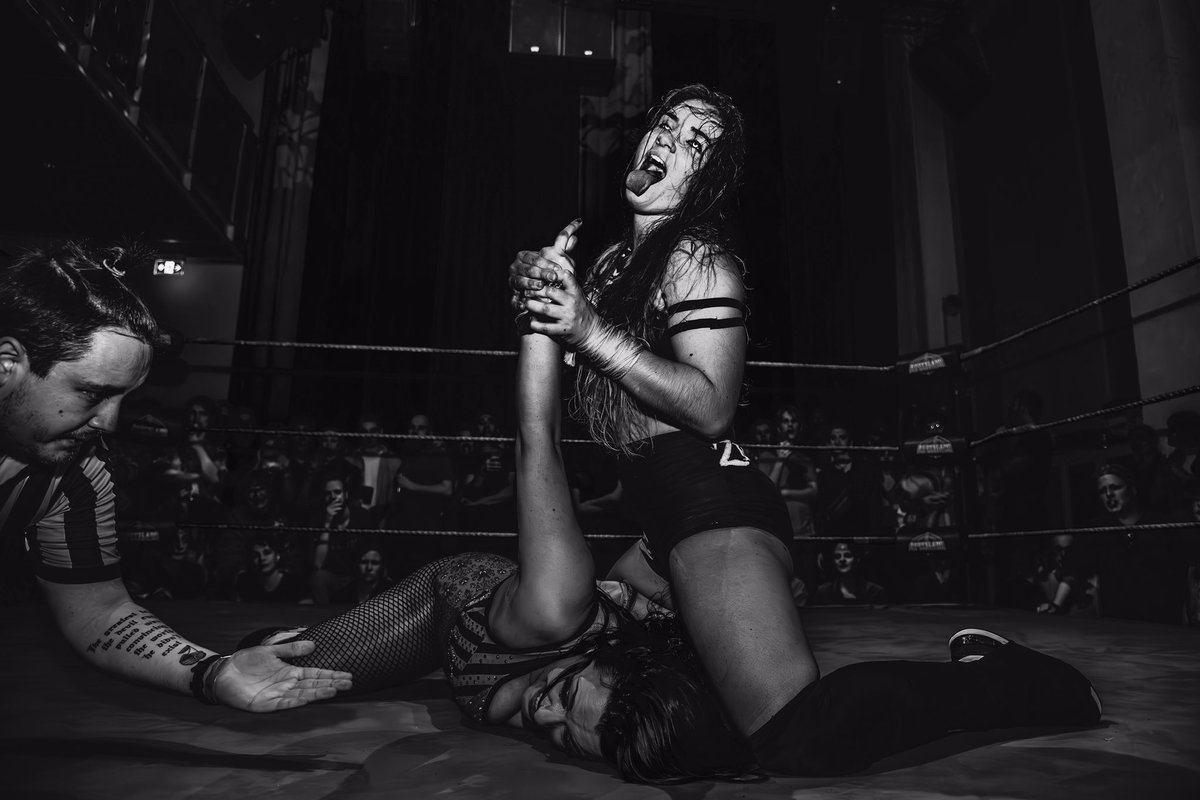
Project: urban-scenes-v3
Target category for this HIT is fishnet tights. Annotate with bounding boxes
[286,552,516,693]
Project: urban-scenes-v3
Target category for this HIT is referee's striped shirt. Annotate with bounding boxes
[0,442,122,584]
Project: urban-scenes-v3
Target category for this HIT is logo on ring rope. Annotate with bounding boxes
[908,352,947,374]
[915,435,955,457]
[908,531,947,552]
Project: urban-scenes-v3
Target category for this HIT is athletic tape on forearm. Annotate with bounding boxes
[577,321,644,380]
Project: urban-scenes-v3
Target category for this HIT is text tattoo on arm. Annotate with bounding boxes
[85,610,207,663]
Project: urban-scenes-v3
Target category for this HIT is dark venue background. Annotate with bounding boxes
[1,0,1193,460]
[287,0,899,434]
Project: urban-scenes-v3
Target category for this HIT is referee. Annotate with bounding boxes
[0,243,351,710]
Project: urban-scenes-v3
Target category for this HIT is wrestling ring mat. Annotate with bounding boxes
[3,602,1197,798]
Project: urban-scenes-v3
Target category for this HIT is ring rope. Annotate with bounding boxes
[961,254,1199,362]
[194,428,517,444]
[184,337,894,373]
[741,442,901,454]
[174,521,1198,542]
[184,426,901,454]
[183,255,1198,377]
[968,521,1199,539]
[968,383,1200,448]
[184,338,518,358]
[743,360,892,372]
[179,522,637,540]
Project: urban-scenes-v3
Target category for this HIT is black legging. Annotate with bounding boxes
[748,638,1099,777]
[749,640,1100,776]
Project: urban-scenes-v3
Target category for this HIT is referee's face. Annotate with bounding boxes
[0,327,152,466]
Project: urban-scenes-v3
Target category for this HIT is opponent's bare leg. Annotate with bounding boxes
[669,527,819,735]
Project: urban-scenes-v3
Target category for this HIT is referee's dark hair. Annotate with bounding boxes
[0,242,160,377]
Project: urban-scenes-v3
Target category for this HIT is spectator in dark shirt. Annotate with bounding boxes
[330,545,393,605]
[812,541,888,605]
[374,413,456,568]
[308,469,373,604]
[393,413,455,531]
[347,411,401,513]
[1031,534,1098,617]
[770,406,819,539]
[183,394,227,496]
[1125,423,1171,514]
[1164,410,1200,514]
[153,528,209,601]
[1057,463,1184,623]
[907,553,965,605]
[210,468,288,599]
[457,410,516,547]
[816,422,886,537]
[989,389,1054,532]
[235,535,309,603]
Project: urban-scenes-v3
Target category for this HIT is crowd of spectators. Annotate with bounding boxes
[101,391,1199,625]
[735,393,1199,625]
[108,397,519,606]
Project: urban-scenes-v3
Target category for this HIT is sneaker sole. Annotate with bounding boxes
[948,628,1011,662]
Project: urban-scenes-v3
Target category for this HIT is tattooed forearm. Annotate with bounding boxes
[85,609,206,662]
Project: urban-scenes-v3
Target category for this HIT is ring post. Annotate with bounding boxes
[895,347,979,603]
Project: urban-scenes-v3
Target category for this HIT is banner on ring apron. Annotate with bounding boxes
[896,347,968,442]
[895,526,962,556]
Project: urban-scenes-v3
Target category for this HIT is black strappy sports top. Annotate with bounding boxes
[650,296,748,357]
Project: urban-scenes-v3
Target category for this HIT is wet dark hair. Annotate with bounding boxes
[574,84,747,452]
[0,242,160,377]
[554,609,761,784]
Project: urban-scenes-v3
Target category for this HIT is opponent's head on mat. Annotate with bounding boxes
[522,617,759,784]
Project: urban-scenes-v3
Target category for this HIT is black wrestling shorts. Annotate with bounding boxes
[618,431,793,578]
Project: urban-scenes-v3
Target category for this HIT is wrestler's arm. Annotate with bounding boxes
[35,458,349,709]
[630,247,747,437]
[518,245,747,438]
[491,222,596,648]
[41,577,351,710]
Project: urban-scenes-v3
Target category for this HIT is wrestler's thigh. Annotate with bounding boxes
[669,527,819,735]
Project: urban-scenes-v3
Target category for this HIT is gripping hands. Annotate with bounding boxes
[509,219,598,346]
